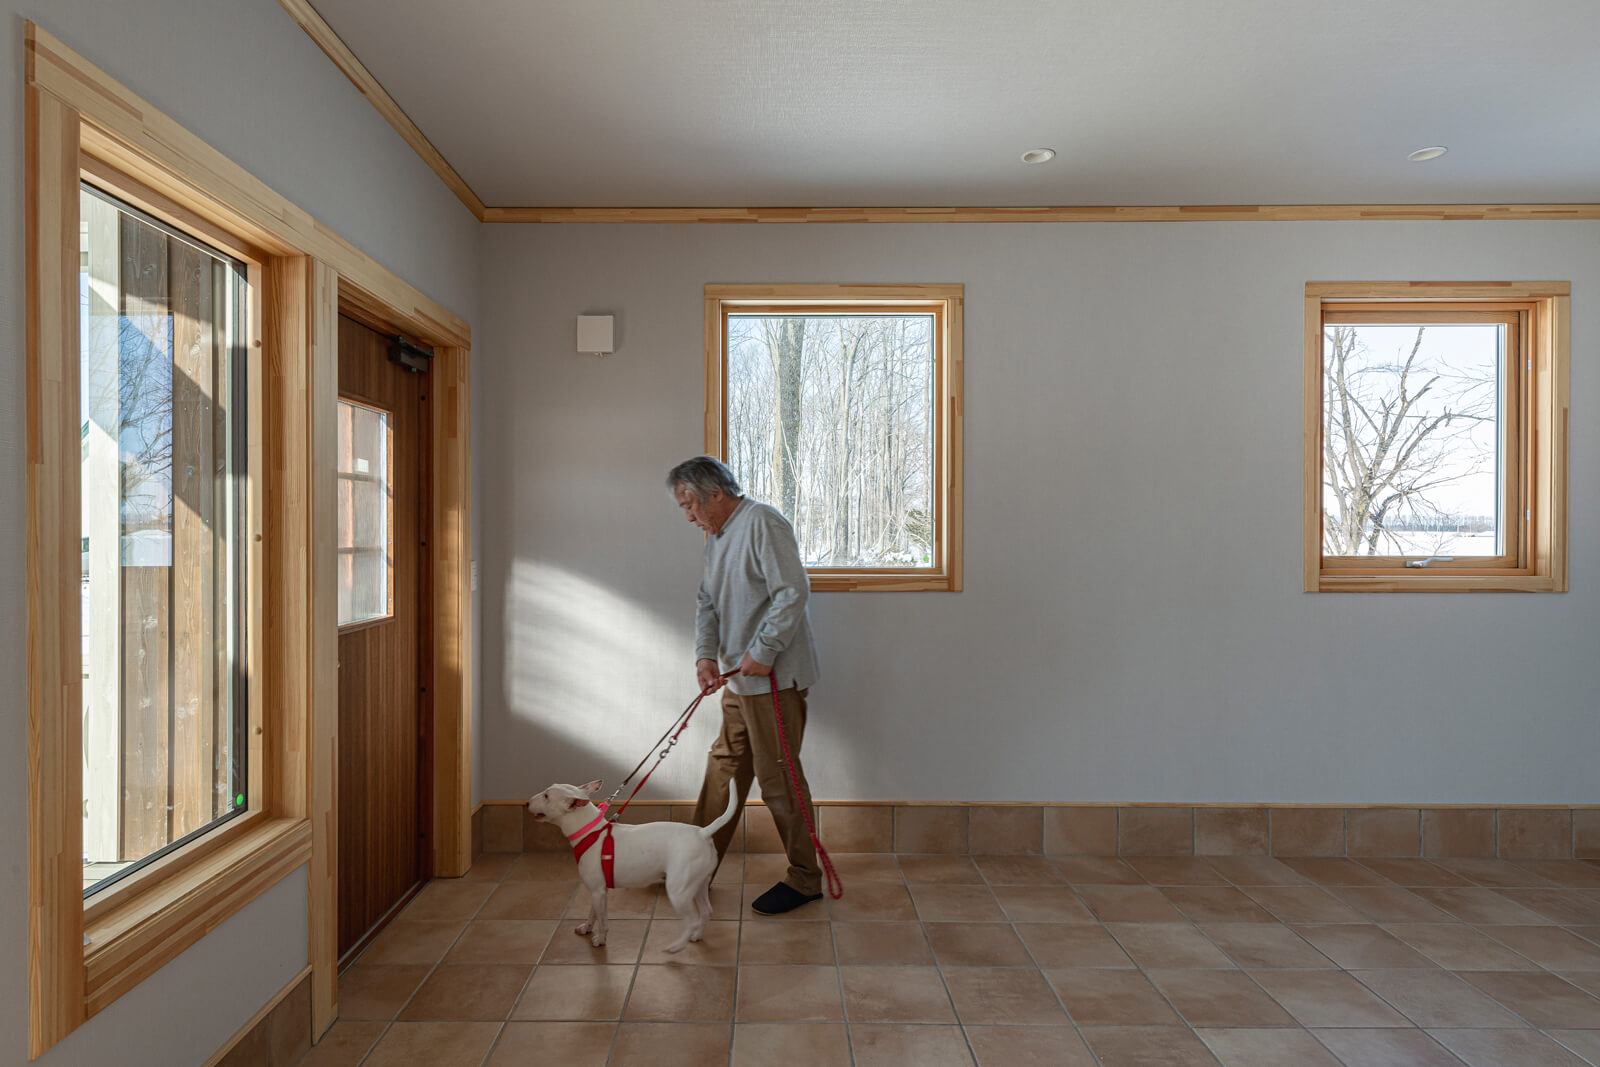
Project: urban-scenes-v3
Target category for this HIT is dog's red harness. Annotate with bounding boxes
[566,673,840,900]
[568,803,618,888]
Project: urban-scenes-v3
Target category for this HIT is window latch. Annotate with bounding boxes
[1404,555,1454,568]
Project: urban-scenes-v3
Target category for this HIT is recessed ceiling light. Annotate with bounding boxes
[1020,148,1056,164]
[1408,146,1448,162]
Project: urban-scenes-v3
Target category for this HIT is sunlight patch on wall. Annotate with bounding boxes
[502,558,861,800]
[504,558,702,793]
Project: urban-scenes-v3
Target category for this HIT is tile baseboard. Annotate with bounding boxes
[205,966,311,1067]
[472,801,1599,861]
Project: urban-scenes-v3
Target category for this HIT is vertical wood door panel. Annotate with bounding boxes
[336,314,430,962]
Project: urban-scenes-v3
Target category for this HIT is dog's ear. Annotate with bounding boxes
[580,780,603,794]
[565,794,588,811]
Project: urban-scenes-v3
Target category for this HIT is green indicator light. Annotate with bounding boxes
[236,793,245,807]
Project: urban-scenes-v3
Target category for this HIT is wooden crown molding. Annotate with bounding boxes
[484,204,1600,224]
[277,0,486,220]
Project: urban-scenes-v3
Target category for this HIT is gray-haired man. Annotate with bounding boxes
[666,456,822,914]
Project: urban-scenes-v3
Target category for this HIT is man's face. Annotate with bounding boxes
[675,484,729,534]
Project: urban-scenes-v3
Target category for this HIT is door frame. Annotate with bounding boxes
[332,311,435,967]
[307,281,471,1037]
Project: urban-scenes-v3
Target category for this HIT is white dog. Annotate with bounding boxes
[527,780,738,952]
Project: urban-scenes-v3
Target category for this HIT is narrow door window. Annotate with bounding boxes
[337,399,392,625]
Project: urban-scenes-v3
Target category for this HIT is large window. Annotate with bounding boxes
[29,23,474,1053]
[705,285,963,591]
[79,185,248,896]
[1304,283,1568,592]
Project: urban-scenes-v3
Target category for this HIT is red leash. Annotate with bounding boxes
[596,670,843,901]
[579,675,734,886]
[604,669,737,821]
[768,674,843,900]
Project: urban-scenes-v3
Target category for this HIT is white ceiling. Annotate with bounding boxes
[308,0,1600,208]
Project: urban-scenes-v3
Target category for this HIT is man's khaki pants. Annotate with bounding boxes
[692,685,821,896]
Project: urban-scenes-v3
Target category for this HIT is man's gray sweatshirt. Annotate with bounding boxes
[696,497,820,696]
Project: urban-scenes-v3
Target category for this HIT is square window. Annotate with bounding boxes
[705,285,963,591]
[1304,283,1568,592]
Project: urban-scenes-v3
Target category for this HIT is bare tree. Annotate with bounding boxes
[764,317,805,518]
[1323,324,1497,555]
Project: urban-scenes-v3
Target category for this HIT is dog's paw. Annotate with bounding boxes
[665,942,684,954]
[590,933,607,947]
[573,922,592,937]
[689,930,704,943]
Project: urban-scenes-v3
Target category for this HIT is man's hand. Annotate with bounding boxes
[697,658,726,694]
[737,652,772,677]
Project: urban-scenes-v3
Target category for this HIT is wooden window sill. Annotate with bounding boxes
[1314,573,1561,594]
[83,816,311,1016]
[809,572,959,593]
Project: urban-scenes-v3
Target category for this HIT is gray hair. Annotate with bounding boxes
[666,456,742,501]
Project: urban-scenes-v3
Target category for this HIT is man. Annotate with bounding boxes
[667,456,822,915]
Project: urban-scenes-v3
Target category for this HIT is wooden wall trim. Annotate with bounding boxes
[26,22,470,348]
[262,257,313,821]
[431,346,474,878]
[1306,281,1572,300]
[275,0,486,221]
[1541,295,1571,593]
[1301,293,1324,594]
[307,263,340,1039]
[26,81,88,1060]
[943,292,964,593]
[484,204,1600,224]
[261,255,340,1036]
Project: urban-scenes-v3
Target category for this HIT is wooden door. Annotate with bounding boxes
[336,314,432,964]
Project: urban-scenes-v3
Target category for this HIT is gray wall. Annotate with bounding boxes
[0,3,479,1064]
[479,221,1599,808]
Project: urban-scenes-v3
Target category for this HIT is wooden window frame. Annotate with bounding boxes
[26,23,473,1056]
[76,180,254,900]
[1303,282,1568,593]
[704,284,964,592]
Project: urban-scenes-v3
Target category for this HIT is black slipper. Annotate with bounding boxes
[751,881,823,915]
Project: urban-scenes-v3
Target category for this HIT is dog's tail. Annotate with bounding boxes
[698,791,739,841]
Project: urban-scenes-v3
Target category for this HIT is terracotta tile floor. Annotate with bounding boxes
[297,853,1600,1066]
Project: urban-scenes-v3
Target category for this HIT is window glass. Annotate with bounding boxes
[79,184,248,896]
[337,400,391,625]
[726,313,936,568]
[1322,318,1507,558]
